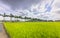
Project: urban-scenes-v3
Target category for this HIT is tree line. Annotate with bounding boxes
[0,13,55,22]
[0,13,42,22]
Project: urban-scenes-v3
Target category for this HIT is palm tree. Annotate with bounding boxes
[24,16,31,21]
[14,16,19,21]
[24,16,27,21]
[19,16,22,19]
[3,13,6,21]
[0,14,2,16]
[18,16,22,21]
[0,14,3,22]
[10,13,14,22]
[17,16,19,21]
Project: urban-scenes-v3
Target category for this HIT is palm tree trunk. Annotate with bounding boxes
[3,17,5,22]
[10,17,12,22]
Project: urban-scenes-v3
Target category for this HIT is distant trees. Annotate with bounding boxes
[23,16,32,21]
[0,14,3,16]
[19,16,22,19]
[24,16,27,21]
[0,12,55,22]
[18,16,22,21]
[14,16,19,21]
[3,13,6,21]
[10,13,14,22]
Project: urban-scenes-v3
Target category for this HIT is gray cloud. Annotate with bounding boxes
[1,0,42,10]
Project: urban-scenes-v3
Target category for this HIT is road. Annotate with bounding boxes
[0,23,8,38]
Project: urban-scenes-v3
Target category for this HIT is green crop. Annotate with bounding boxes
[4,22,60,38]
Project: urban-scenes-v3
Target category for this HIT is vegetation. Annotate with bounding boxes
[3,13,6,21]
[10,13,14,21]
[0,13,59,22]
[4,22,60,38]
[0,12,53,22]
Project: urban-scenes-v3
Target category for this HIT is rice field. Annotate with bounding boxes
[4,22,60,38]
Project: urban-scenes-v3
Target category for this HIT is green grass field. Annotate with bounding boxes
[4,22,60,38]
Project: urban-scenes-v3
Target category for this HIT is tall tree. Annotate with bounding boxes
[24,16,27,21]
[10,13,14,22]
[19,16,22,21]
[3,13,6,21]
[14,16,19,21]
[19,16,22,19]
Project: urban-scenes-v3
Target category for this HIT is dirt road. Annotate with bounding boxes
[0,23,8,38]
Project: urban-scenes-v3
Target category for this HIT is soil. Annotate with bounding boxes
[0,23,8,38]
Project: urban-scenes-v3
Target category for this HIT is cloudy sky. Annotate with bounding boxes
[0,0,60,20]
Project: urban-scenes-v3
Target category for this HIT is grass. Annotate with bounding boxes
[4,22,60,38]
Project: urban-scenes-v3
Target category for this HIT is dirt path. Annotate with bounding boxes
[0,23,8,38]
